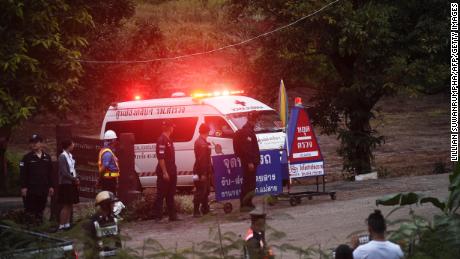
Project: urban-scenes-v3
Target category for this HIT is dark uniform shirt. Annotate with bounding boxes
[193,136,212,178]
[234,124,260,165]
[245,230,273,259]
[19,151,53,195]
[156,134,176,175]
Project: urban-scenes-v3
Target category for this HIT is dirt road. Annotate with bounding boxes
[123,174,449,258]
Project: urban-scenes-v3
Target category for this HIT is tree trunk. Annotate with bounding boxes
[348,108,373,175]
[0,127,12,192]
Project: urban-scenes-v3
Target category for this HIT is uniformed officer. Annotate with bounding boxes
[193,123,212,218]
[97,130,120,195]
[233,112,260,211]
[84,191,122,258]
[244,208,274,259]
[19,134,54,223]
[153,120,180,221]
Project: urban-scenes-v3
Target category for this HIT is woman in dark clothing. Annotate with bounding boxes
[58,139,79,230]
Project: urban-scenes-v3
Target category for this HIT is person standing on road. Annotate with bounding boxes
[97,130,120,195]
[192,123,212,217]
[19,134,54,223]
[233,112,260,211]
[352,210,403,259]
[153,120,180,221]
[57,139,79,231]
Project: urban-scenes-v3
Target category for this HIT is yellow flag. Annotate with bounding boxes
[279,80,288,128]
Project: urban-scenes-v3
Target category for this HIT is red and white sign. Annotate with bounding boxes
[288,108,324,178]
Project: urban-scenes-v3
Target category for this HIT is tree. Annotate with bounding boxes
[0,0,93,187]
[76,1,166,113]
[228,0,448,175]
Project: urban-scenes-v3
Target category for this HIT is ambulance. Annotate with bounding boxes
[100,91,285,190]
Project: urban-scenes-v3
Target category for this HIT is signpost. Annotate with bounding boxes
[287,106,325,178]
[212,150,283,210]
[278,102,336,205]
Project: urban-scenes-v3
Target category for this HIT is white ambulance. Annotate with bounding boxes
[100,91,285,190]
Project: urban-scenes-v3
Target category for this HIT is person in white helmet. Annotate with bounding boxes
[83,191,121,258]
[97,130,120,195]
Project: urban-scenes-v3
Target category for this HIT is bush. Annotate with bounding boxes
[0,151,22,197]
[124,194,194,221]
[376,163,460,258]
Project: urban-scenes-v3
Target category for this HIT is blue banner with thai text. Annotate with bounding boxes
[212,150,282,202]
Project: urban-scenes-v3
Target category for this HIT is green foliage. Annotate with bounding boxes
[0,0,94,128]
[76,0,165,112]
[124,195,194,221]
[228,0,448,175]
[0,151,22,196]
[376,163,460,258]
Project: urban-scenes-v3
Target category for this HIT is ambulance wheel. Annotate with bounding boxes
[223,203,233,214]
[330,193,337,200]
[289,197,298,206]
[295,197,302,204]
[307,196,313,200]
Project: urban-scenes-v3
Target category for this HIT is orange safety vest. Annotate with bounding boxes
[98,148,120,178]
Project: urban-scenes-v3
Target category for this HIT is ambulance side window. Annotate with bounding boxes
[170,117,199,142]
[106,120,162,144]
[204,116,234,138]
[105,117,198,144]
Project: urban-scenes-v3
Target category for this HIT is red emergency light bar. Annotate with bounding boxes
[191,90,244,98]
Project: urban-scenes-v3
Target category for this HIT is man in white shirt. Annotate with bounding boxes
[353,210,404,259]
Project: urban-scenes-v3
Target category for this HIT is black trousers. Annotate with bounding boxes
[240,163,257,208]
[100,178,118,195]
[153,173,177,219]
[193,178,210,211]
[24,193,48,221]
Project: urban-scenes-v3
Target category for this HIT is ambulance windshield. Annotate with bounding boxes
[229,110,283,133]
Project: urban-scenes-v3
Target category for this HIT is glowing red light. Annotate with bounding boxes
[295,97,302,106]
[134,95,141,100]
[191,89,244,98]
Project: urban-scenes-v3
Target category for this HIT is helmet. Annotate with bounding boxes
[95,191,118,206]
[103,130,117,140]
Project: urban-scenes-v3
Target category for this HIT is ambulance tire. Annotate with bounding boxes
[295,197,302,204]
[289,197,297,206]
[223,203,233,214]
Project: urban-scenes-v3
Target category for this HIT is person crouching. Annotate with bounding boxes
[84,191,122,258]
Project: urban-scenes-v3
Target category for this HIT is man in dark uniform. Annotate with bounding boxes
[193,123,212,217]
[244,208,274,259]
[19,134,54,223]
[233,112,260,211]
[153,120,180,221]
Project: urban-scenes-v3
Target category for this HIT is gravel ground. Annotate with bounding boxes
[122,173,450,258]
